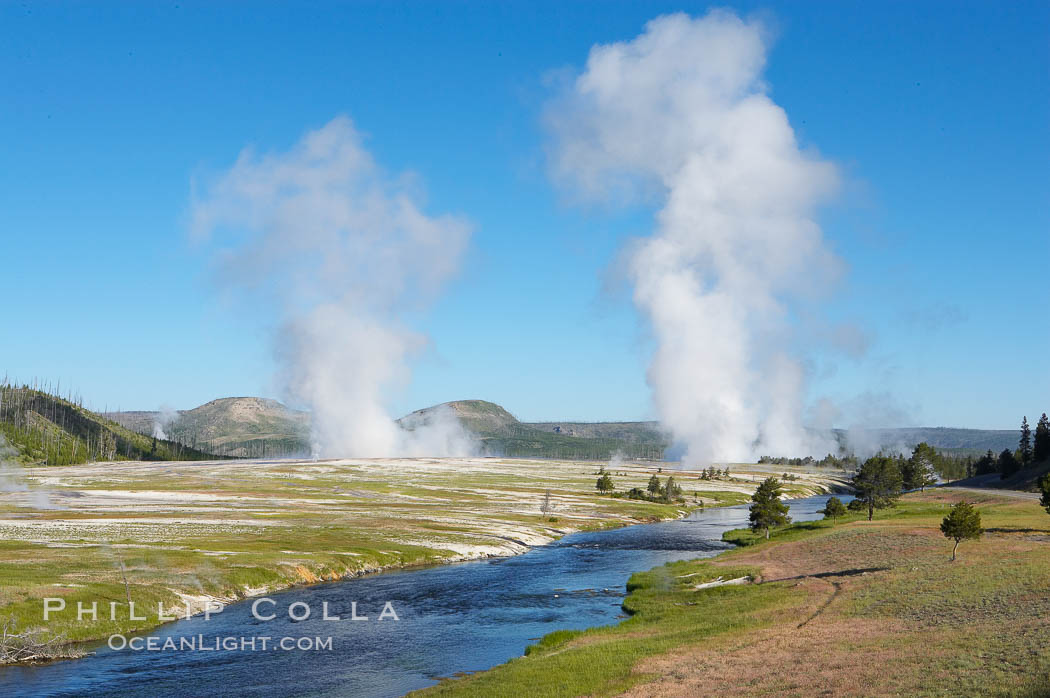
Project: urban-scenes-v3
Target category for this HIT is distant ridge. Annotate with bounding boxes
[521,421,1019,457]
[107,395,1021,461]
[837,426,1018,454]
[400,400,668,460]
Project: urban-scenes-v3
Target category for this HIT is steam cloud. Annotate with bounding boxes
[152,405,178,440]
[191,117,475,457]
[0,434,59,509]
[547,11,842,464]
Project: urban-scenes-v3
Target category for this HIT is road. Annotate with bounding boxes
[940,485,1041,501]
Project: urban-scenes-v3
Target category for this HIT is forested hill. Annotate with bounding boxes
[106,397,311,458]
[0,383,219,465]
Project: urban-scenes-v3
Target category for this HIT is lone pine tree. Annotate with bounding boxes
[595,467,614,494]
[821,496,848,518]
[749,477,790,539]
[940,500,982,561]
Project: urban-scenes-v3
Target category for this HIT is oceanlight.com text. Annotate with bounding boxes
[107,635,334,652]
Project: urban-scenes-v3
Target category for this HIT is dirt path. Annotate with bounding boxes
[618,493,1050,696]
[940,485,1041,500]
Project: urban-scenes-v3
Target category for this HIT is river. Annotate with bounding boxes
[2,495,836,697]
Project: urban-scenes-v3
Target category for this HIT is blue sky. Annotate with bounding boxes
[1,1,1047,428]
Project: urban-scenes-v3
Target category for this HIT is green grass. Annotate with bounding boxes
[413,491,1050,697]
[416,560,791,697]
[692,489,752,506]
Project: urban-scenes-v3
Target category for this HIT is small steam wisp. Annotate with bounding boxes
[151,405,178,440]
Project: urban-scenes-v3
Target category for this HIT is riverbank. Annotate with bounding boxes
[0,457,845,658]
[415,490,1050,697]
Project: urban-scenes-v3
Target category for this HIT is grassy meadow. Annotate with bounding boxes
[415,490,1050,697]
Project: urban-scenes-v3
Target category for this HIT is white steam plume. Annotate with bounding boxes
[152,405,178,440]
[547,11,841,465]
[0,434,61,509]
[191,117,475,457]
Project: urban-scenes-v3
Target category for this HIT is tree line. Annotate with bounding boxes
[936,413,1050,481]
[758,414,1050,484]
[750,455,982,560]
[591,465,686,504]
[749,413,1050,560]
[758,453,859,469]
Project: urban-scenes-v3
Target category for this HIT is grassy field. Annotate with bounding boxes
[0,457,842,652]
[414,489,1050,697]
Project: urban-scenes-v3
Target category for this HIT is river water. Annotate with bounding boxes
[2,496,834,697]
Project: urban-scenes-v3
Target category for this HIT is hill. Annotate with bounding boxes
[0,383,218,465]
[106,397,311,458]
[114,398,667,461]
[400,400,668,460]
[106,394,1023,462]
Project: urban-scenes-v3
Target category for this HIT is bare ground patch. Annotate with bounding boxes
[620,504,1050,697]
[623,616,919,698]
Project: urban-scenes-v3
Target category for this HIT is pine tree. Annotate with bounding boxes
[596,467,614,494]
[749,477,790,539]
[647,474,662,495]
[1033,413,1050,464]
[974,449,997,476]
[940,500,982,561]
[1019,416,1032,467]
[903,442,938,492]
[1040,473,1050,516]
[850,455,903,521]
[821,496,847,518]
[997,449,1019,479]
